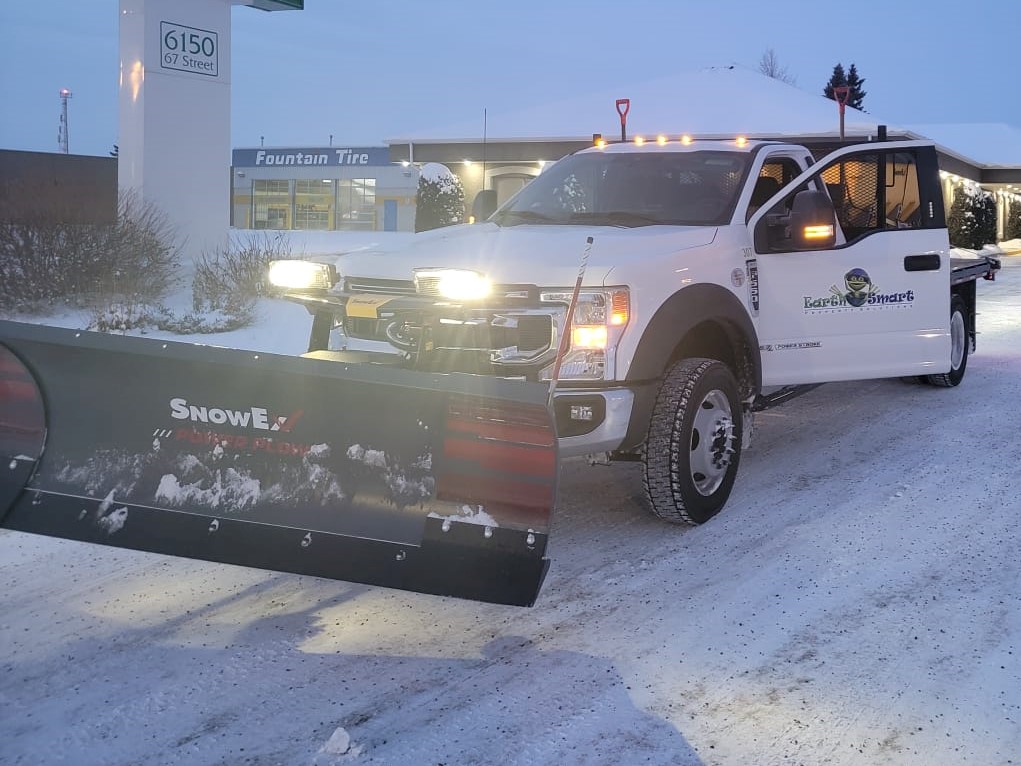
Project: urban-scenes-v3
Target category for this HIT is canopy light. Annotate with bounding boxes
[267,259,336,291]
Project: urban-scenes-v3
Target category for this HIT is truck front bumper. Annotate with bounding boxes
[551,388,635,458]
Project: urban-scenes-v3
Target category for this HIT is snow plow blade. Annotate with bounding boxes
[0,320,558,606]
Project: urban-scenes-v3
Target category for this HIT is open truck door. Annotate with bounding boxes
[0,320,557,606]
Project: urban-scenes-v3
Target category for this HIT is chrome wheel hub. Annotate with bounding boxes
[688,389,735,496]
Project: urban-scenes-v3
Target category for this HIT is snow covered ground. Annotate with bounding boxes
[1,257,1019,765]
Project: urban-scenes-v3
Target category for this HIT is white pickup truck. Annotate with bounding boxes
[271,137,1000,525]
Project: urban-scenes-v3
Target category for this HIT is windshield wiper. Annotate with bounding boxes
[566,211,665,227]
[493,209,558,226]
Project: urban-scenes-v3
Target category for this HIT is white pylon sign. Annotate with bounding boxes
[117,0,301,267]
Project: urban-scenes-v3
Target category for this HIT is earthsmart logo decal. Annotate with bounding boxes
[804,268,914,313]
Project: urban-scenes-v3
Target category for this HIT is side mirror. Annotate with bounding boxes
[471,190,498,222]
[789,189,837,249]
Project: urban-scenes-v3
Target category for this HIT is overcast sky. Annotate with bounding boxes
[1,0,1018,157]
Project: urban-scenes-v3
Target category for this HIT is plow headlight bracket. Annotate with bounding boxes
[267,260,338,291]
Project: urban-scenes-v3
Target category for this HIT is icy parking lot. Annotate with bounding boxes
[2,259,1019,766]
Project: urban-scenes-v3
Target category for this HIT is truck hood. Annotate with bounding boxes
[333,223,717,288]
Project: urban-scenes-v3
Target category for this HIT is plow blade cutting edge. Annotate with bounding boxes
[0,320,558,606]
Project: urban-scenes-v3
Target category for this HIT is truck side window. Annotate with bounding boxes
[884,152,922,229]
[819,150,923,243]
[746,158,802,221]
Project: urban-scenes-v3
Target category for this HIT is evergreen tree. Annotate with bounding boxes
[414,163,465,232]
[824,62,866,111]
[845,63,867,110]
[822,63,847,101]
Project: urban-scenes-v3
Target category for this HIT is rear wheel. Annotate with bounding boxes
[925,296,969,387]
[643,358,742,525]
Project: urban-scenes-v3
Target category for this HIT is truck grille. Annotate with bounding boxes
[344,277,539,301]
[344,277,415,296]
[434,315,552,353]
[516,316,551,351]
[344,313,554,357]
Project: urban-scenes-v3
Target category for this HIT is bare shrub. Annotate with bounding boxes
[192,232,296,325]
[0,192,182,317]
[101,193,182,304]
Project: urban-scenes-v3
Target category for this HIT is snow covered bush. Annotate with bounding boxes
[0,192,180,315]
[191,231,294,325]
[414,163,465,232]
[947,183,997,249]
[1006,199,1021,241]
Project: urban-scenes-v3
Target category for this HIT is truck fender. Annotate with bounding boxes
[620,284,761,452]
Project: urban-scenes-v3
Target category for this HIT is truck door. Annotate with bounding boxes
[746,142,949,386]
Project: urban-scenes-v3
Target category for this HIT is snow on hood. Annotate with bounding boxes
[333,222,717,287]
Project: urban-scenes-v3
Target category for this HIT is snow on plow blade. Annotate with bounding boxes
[0,321,558,606]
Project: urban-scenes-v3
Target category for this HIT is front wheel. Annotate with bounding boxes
[643,358,743,525]
[925,295,969,387]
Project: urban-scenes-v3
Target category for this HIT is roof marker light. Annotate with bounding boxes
[634,136,645,146]
[657,134,667,145]
[736,135,748,147]
[681,134,693,145]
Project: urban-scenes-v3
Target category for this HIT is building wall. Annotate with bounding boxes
[0,150,117,224]
[230,146,418,232]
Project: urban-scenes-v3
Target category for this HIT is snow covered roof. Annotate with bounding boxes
[903,123,1021,167]
[389,66,1021,172]
[389,65,886,143]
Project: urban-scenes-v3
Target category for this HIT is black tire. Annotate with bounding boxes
[642,358,743,525]
[925,296,969,387]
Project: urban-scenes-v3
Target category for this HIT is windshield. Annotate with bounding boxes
[492,150,752,227]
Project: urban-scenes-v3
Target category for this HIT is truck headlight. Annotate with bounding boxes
[539,288,630,380]
[414,268,491,301]
[267,260,337,291]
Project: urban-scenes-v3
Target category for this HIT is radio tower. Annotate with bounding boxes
[58,88,72,154]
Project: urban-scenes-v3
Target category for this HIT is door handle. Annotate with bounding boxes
[904,254,941,272]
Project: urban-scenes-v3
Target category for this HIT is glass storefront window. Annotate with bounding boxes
[338,178,376,230]
[253,179,291,230]
[294,179,335,230]
[246,177,379,231]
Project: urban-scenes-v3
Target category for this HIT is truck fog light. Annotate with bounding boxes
[553,396,606,437]
[570,405,594,421]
